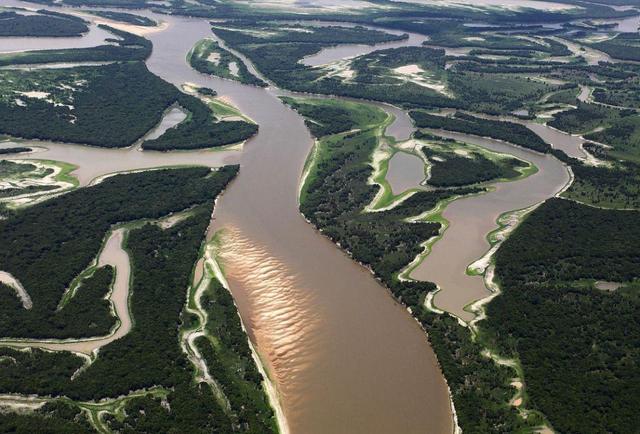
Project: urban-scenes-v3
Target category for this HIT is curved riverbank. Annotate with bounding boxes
[409,131,571,322]
[0,5,456,432]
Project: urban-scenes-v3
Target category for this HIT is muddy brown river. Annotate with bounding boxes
[143,15,454,434]
[1,4,454,433]
[0,2,582,432]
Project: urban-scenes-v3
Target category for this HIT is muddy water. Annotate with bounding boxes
[0,7,455,431]
[386,151,426,195]
[448,109,587,159]
[0,21,114,53]
[141,106,187,141]
[0,140,239,187]
[0,100,236,186]
[411,130,570,321]
[523,121,586,159]
[132,14,454,434]
[0,2,576,431]
[2,228,132,355]
[301,26,426,66]
[548,36,613,65]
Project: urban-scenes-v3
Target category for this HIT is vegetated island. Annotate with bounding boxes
[0,166,278,433]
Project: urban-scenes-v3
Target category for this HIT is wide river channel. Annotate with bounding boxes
[0,2,593,432]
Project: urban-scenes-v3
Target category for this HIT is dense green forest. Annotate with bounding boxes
[484,198,640,433]
[0,25,151,66]
[0,401,93,433]
[548,102,640,162]
[0,10,88,36]
[589,33,640,62]
[0,166,276,432]
[87,10,155,26]
[188,38,267,87]
[287,97,539,433]
[417,135,529,187]
[563,159,640,209]
[195,278,276,432]
[0,62,256,150]
[213,22,558,114]
[411,111,550,153]
[0,62,176,147]
[142,92,257,151]
[0,146,31,155]
[0,167,236,339]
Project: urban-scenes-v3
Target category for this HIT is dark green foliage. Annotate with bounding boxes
[412,306,529,433]
[189,39,267,87]
[592,78,640,109]
[142,93,258,151]
[564,160,640,209]
[0,184,57,198]
[294,98,529,431]
[548,101,614,133]
[213,24,462,110]
[282,97,378,137]
[485,198,640,433]
[0,10,88,37]
[0,62,254,150]
[0,401,92,433]
[548,102,640,161]
[0,166,271,433]
[590,32,640,62]
[104,384,231,433]
[411,111,550,152]
[0,25,151,66]
[197,86,217,96]
[0,62,176,147]
[65,208,212,400]
[0,167,237,400]
[88,10,156,26]
[51,266,117,336]
[0,166,237,339]
[195,279,276,433]
[0,347,85,396]
[421,143,527,187]
[0,146,31,154]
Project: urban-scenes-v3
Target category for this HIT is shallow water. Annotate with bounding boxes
[0,21,114,53]
[140,106,187,141]
[301,27,426,66]
[411,130,570,321]
[386,151,426,195]
[1,228,132,355]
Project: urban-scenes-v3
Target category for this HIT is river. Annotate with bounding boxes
[0,4,454,433]
[0,2,581,433]
[410,131,571,322]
